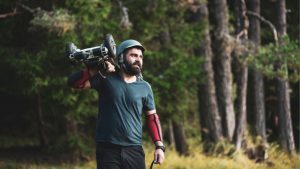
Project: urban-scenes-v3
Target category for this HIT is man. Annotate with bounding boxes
[67,39,165,169]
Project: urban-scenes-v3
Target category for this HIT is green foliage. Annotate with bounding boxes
[0,136,39,149]
[65,0,118,45]
[51,134,93,156]
[249,37,300,82]
[6,50,49,94]
[0,0,299,160]
[130,0,205,124]
[0,0,112,155]
[30,9,75,35]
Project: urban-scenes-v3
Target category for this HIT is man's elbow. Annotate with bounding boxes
[67,69,91,89]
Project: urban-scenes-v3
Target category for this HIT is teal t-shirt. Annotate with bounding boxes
[90,73,155,146]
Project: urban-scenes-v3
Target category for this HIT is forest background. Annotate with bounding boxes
[0,0,299,169]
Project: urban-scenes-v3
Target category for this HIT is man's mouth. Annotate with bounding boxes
[133,62,141,68]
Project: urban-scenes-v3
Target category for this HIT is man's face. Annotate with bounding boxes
[124,48,143,75]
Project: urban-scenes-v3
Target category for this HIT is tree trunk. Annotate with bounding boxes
[233,0,249,151]
[196,2,222,143]
[234,65,248,150]
[275,0,296,155]
[167,119,175,147]
[208,0,236,141]
[37,90,48,147]
[181,1,222,146]
[172,120,189,156]
[248,0,267,144]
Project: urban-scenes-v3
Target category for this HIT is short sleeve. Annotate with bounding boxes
[143,84,156,111]
[90,74,105,90]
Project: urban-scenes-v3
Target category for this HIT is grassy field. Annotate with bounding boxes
[0,143,299,169]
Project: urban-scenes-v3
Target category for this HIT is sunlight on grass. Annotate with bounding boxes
[145,145,254,169]
[0,143,299,169]
[144,144,300,169]
[0,160,96,169]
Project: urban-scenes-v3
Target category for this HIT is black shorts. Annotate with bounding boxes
[96,142,146,169]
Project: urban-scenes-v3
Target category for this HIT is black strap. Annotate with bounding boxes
[149,160,155,169]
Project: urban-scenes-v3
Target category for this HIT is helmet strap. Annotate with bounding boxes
[118,53,124,65]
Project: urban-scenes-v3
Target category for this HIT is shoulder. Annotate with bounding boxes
[91,72,119,88]
[138,78,153,90]
[104,72,120,80]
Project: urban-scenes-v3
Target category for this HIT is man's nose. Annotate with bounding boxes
[135,57,141,62]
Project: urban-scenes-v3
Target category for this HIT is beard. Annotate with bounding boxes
[123,60,142,76]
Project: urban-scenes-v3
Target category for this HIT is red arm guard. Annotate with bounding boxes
[146,113,163,142]
[69,68,90,89]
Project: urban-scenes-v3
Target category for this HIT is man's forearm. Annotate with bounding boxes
[146,113,163,143]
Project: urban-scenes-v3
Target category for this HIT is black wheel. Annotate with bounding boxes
[66,42,73,56]
[104,34,116,59]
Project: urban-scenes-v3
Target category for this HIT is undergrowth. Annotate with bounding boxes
[0,142,299,169]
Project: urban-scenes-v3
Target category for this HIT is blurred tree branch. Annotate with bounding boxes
[0,8,19,18]
[246,11,278,44]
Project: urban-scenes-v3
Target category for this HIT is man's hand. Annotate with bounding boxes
[96,60,116,78]
[105,61,115,73]
[154,148,165,164]
[153,141,165,164]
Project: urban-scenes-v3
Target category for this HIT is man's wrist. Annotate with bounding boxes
[154,141,164,146]
[154,141,165,152]
[155,145,166,152]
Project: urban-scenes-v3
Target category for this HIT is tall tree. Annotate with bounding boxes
[196,2,223,143]
[248,0,267,144]
[208,0,236,141]
[233,0,249,151]
[275,0,296,155]
[137,0,202,155]
[0,0,119,156]
[36,90,48,147]
[172,121,189,156]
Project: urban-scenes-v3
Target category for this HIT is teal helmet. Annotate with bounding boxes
[117,39,145,64]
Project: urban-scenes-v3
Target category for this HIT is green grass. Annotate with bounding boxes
[144,143,300,169]
[0,143,299,169]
